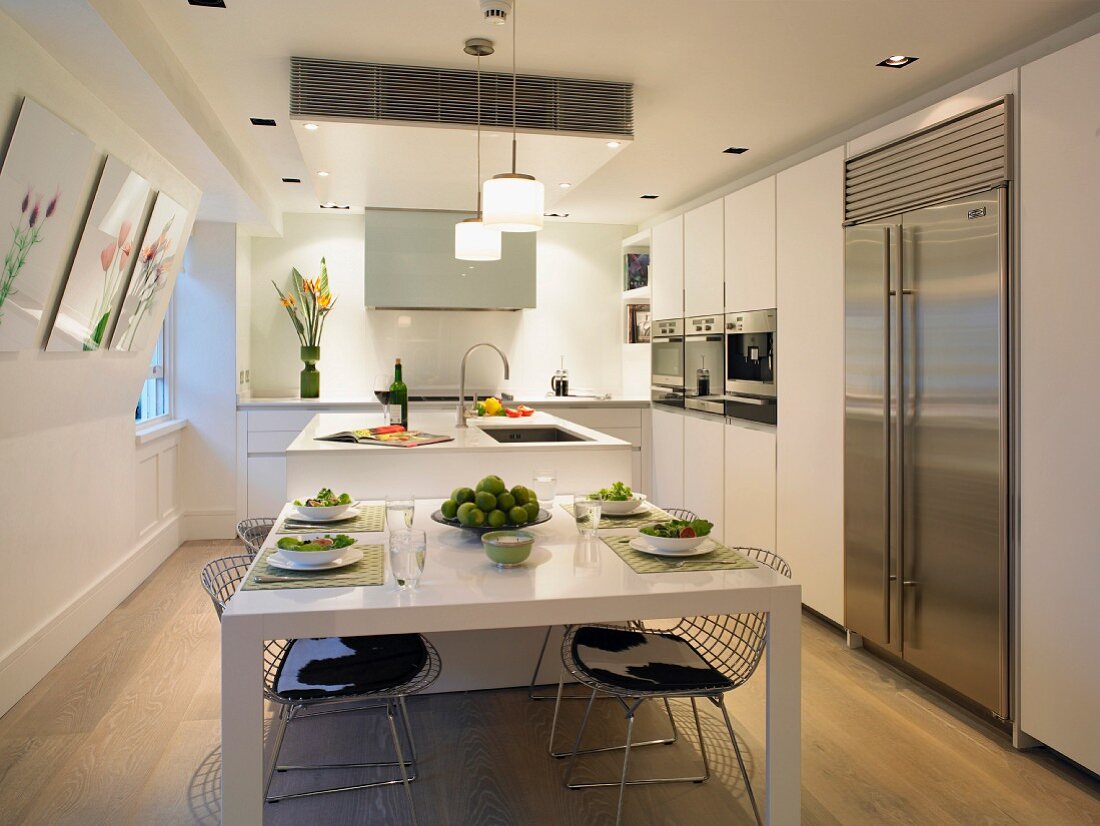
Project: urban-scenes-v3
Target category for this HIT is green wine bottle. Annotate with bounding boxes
[389,358,408,429]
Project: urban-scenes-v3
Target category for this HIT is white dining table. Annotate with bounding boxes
[220,498,802,824]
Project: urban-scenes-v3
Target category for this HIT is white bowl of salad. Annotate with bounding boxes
[275,534,356,566]
[291,487,357,521]
[639,518,714,552]
[588,481,647,515]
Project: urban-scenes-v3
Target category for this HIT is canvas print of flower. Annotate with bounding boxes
[111,191,191,353]
[0,98,97,351]
[45,157,151,352]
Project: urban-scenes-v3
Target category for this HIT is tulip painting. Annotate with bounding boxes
[0,187,57,323]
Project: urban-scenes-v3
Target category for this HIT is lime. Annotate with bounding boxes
[475,490,497,511]
[452,487,475,505]
[477,475,507,496]
[467,507,486,527]
[497,492,516,512]
[509,506,529,526]
[511,486,531,506]
[456,502,478,525]
[440,499,458,520]
[523,501,540,521]
[487,509,508,528]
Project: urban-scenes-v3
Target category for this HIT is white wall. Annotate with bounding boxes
[175,222,238,538]
[0,11,200,715]
[248,213,630,398]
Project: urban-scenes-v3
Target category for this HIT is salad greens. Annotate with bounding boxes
[293,487,352,507]
[589,481,634,502]
[277,534,355,552]
[641,519,714,539]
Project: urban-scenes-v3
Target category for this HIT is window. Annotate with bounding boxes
[136,312,171,424]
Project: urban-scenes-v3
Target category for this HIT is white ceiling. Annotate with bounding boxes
[9,0,1100,227]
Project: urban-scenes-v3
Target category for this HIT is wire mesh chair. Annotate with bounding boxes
[236,518,276,558]
[556,546,791,826]
[200,555,441,818]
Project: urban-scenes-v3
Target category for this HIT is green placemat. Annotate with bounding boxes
[601,534,758,574]
[241,544,385,590]
[559,502,674,530]
[276,503,386,534]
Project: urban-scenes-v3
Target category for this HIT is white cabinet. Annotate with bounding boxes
[683,413,725,542]
[650,216,684,321]
[723,421,775,552]
[1018,32,1100,774]
[775,147,845,623]
[724,177,776,312]
[650,407,685,509]
[683,199,724,317]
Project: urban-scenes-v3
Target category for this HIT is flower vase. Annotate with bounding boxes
[300,346,320,399]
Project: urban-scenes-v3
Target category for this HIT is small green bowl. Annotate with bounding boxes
[482,530,535,567]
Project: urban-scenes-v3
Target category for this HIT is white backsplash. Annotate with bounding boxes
[249,213,634,399]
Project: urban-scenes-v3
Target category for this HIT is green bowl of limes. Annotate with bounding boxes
[482,531,535,567]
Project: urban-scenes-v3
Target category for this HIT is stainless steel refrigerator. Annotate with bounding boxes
[844,100,1011,718]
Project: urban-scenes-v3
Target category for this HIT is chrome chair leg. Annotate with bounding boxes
[615,711,636,826]
[264,704,291,799]
[549,685,678,759]
[387,699,418,826]
[563,687,599,788]
[719,696,762,826]
[398,696,418,766]
[689,697,711,783]
[527,626,555,700]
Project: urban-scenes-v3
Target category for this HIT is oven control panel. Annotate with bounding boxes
[689,315,720,333]
[654,318,684,337]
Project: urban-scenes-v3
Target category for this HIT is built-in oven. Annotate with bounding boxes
[650,317,685,408]
[684,314,725,415]
[725,308,777,424]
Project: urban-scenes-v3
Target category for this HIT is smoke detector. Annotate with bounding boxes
[479,0,512,25]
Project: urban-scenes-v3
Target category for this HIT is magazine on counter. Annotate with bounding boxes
[315,425,454,448]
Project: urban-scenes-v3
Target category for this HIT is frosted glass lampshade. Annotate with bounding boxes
[482,173,545,232]
[454,217,502,261]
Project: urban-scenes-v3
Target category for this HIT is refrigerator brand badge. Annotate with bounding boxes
[968,207,988,220]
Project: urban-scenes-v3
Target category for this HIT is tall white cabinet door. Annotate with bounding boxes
[684,200,725,317]
[723,421,775,551]
[650,407,685,510]
[683,414,725,542]
[650,216,684,321]
[775,147,845,623]
[1019,33,1100,775]
[724,176,776,312]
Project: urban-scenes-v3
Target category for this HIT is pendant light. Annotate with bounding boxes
[481,0,544,232]
[455,38,503,261]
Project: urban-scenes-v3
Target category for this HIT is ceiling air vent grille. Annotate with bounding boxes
[290,56,633,139]
[845,97,1011,224]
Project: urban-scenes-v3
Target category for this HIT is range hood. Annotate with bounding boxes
[363,209,536,311]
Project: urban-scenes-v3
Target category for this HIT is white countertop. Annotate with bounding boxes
[239,394,652,410]
[286,410,632,456]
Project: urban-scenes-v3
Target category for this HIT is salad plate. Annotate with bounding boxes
[268,548,364,571]
[289,504,360,523]
[629,537,713,558]
[587,481,647,516]
[599,497,649,517]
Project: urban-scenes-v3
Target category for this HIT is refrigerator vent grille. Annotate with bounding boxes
[845,98,1010,223]
[289,56,634,139]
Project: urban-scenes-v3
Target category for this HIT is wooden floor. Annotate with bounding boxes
[0,539,1097,825]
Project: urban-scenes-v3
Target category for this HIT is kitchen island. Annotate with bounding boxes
[285,409,634,502]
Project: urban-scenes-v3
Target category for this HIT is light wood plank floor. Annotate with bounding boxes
[0,539,1097,824]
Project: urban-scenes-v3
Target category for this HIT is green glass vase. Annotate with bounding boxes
[300,345,320,398]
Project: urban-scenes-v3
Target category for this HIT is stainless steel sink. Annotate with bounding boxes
[479,425,590,443]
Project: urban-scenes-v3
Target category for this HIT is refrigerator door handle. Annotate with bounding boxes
[894,224,908,648]
[882,226,892,644]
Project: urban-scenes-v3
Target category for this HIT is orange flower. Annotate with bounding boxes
[318,293,331,309]
[281,294,295,308]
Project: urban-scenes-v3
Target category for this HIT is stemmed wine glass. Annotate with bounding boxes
[374,373,392,426]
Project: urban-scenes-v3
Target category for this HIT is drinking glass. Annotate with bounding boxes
[532,468,558,506]
[573,495,602,537]
[374,374,393,426]
[390,529,426,590]
[386,495,415,531]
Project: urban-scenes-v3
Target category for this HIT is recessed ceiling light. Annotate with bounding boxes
[303,122,319,131]
[544,212,570,218]
[723,146,749,154]
[188,0,226,7]
[877,55,919,68]
[558,182,572,189]
[249,117,277,127]
[606,141,621,149]
[640,194,659,200]
[281,177,301,183]
[316,170,329,177]
[320,202,350,210]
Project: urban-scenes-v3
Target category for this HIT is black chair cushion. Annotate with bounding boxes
[274,635,428,701]
[572,626,733,694]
